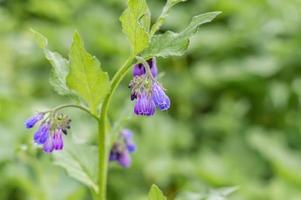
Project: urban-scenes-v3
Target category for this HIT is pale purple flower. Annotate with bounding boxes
[134,92,156,116]
[25,113,44,128]
[122,129,136,153]
[53,129,64,150]
[109,129,136,167]
[33,123,50,145]
[43,135,54,153]
[118,151,131,168]
[152,83,171,110]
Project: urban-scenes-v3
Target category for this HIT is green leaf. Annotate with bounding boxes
[150,0,187,35]
[120,0,151,55]
[31,28,48,48]
[143,11,221,58]
[53,142,98,192]
[67,32,110,114]
[148,184,167,200]
[175,187,237,200]
[207,187,238,200]
[31,29,71,95]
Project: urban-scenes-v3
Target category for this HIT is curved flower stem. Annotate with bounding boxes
[51,104,99,122]
[136,56,155,80]
[97,56,135,200]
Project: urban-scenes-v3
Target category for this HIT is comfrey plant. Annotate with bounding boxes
[26,0,220,199]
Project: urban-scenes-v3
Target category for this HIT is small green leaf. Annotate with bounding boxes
[53,142,98,192]
[207,187,238,200]
[31,29,71,95]
[120,0,151,55]
[31,29,48,48]
[67,32,110,114]
[143,11,221,58]
[150,0,187,35]
[46,50,71,96]
[148,184,167,200]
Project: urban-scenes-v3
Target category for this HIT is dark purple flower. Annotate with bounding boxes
[133,63,145,76]
[133,58,158,77]
[117,151,131,168]
[53,129,64,150]
[152,83,171,111]
[43,135,54,153]
[134,92,156,116]
[25,113,44,129]
[122,129,136,153]
[130,93,137,101]
[109,150,118,161]
[148,58,158,78]
[33,123,50,145]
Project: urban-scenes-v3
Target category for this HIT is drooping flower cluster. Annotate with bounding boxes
[109,129,136,168]
[25,112,71,153]
[129,58,171,116]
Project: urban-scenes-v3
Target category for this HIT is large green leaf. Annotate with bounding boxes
[143,12,221,58]
[53,142,98,192]
[31,29,71,95]
[67,32,110,114]
[120,0,150,55]
[148,184,167,200]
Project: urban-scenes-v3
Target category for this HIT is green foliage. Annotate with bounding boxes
[53,140,98,192]
[176,187,237,200]
[248,130,301,187]
[67,32,110,114]
[120,0,151,55]
[143,12,221,58]
[150,0,186,35]
[148,185,167,200]
[31,29,71,95]
[2,0,301,199]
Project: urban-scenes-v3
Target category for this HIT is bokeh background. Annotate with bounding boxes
[1,0,301,199]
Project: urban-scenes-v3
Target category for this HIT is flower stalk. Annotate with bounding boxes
[97,56,135,200]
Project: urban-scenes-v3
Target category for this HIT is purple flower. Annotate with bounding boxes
[133,58,158,77]
[53,129,64,150]
[118,151,131,168]
[43,135,54,153]
[133,63,145,77]
[129,57,171,116]
[25,113,44,128]
[109,129,136,168]
[109,146,132,168]
[109,150,118,161]
[122,129,136,153]
[25,111,70,153]
[152,83,171,111]
[134,92,156,116]
[33,123,50,145]
[148,58,158,78]
[130,93,137,101]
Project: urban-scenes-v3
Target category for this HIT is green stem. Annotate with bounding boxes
[97,56,135,200]
[52,104,99,122]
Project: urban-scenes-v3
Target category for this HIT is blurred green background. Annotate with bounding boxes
[1,0,301,199]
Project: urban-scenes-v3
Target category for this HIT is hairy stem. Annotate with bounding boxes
[97,56,135,200]
[52,104,99,121]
